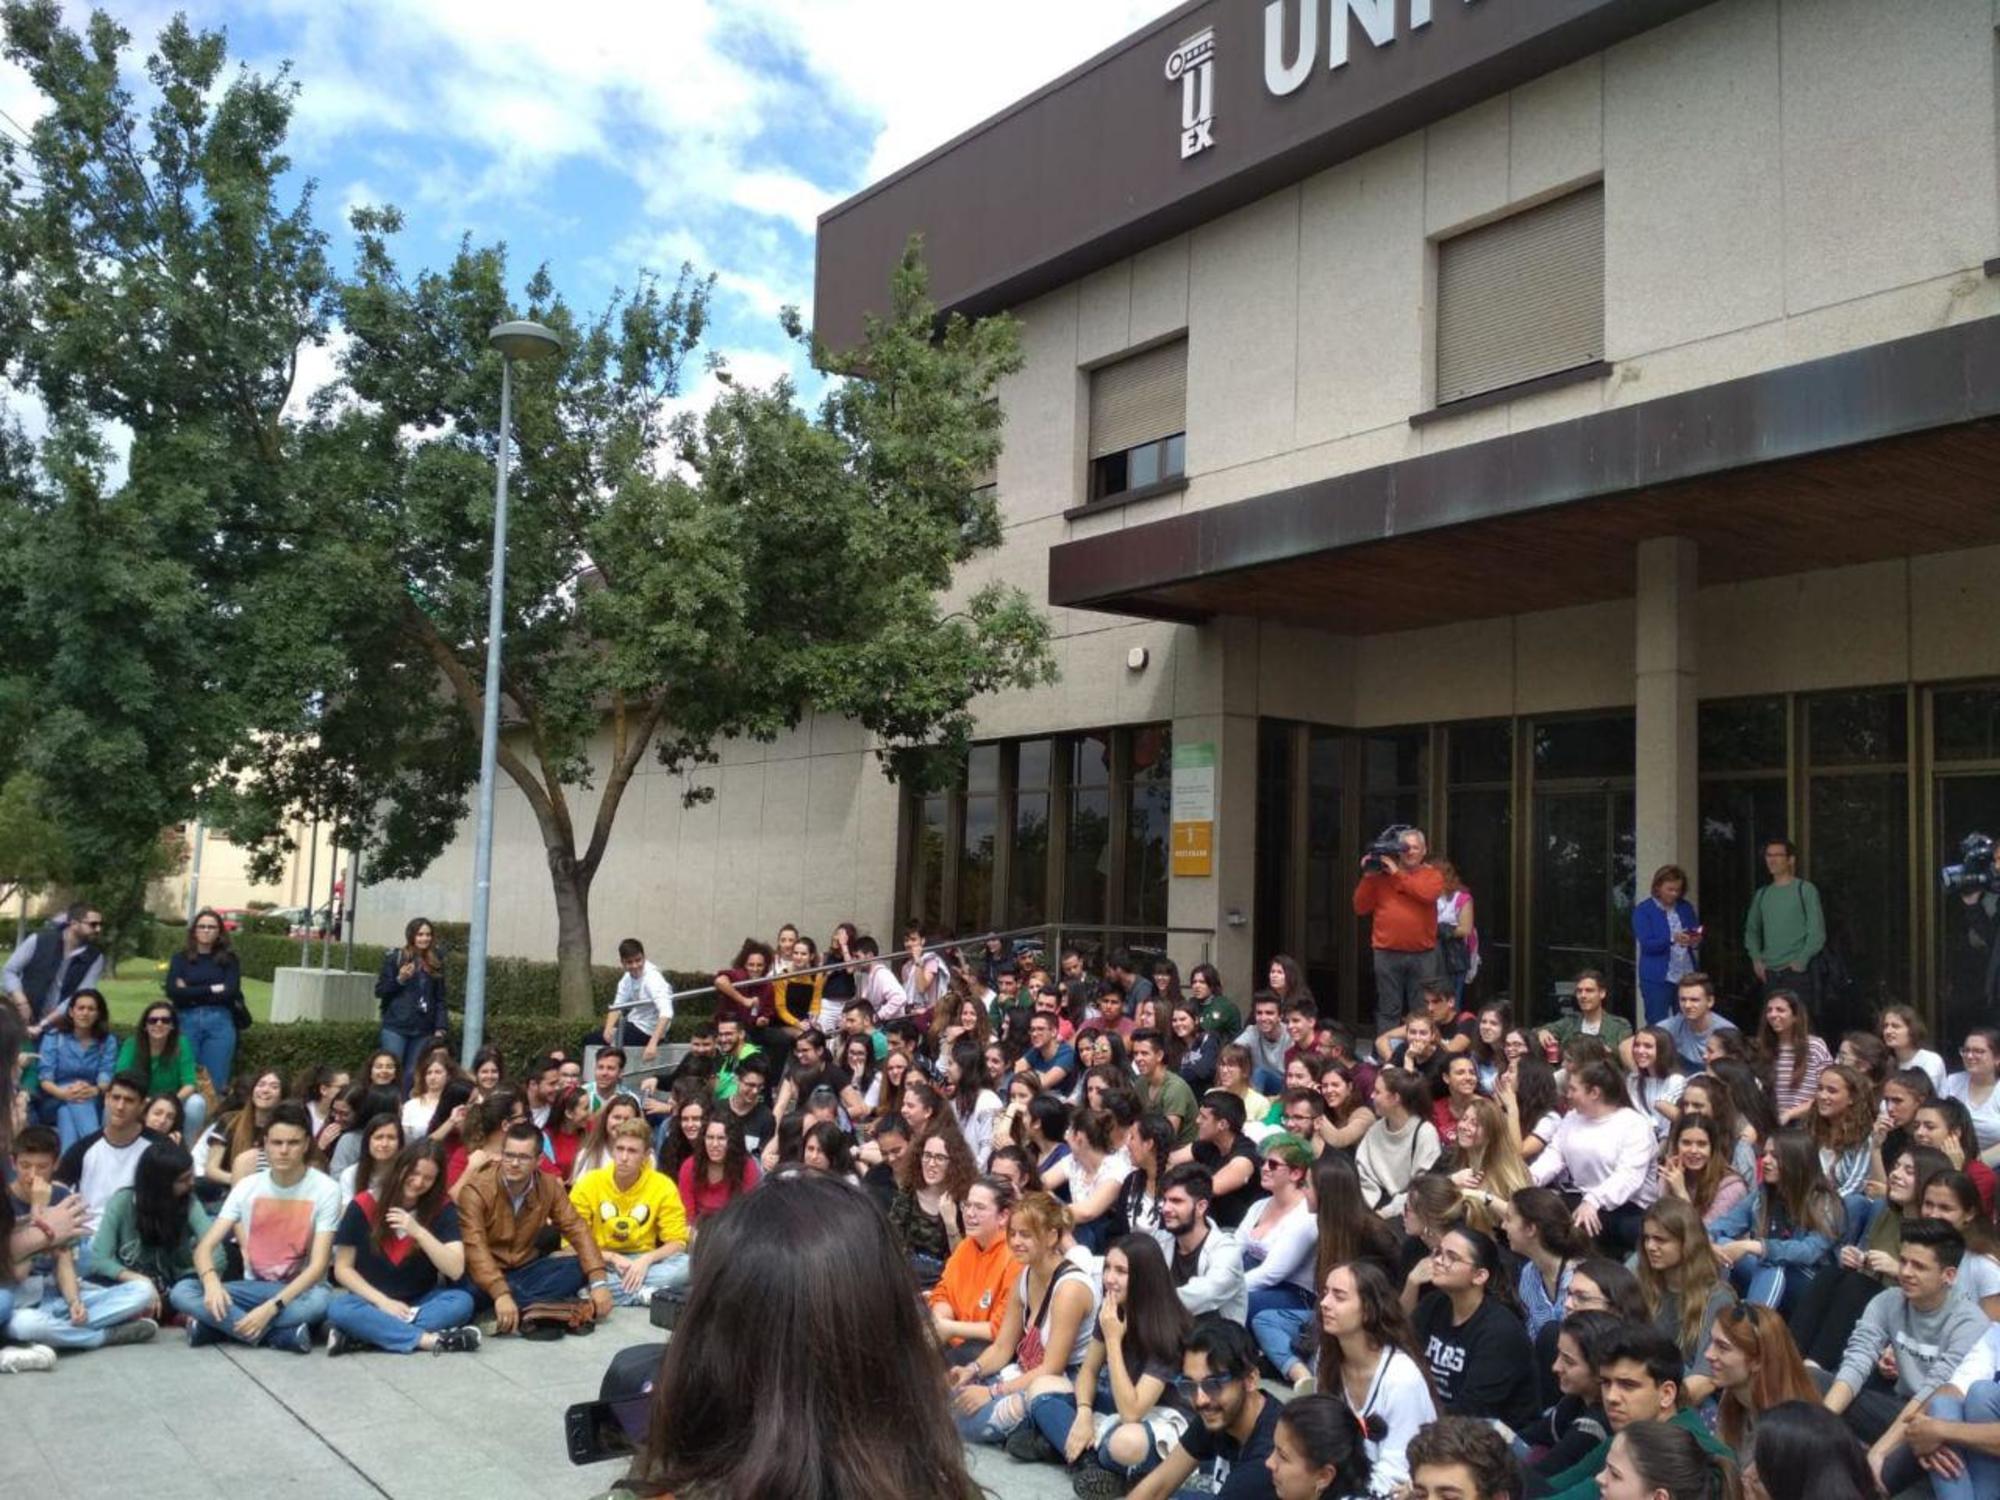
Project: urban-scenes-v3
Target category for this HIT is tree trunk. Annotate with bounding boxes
[549,856,597,1022]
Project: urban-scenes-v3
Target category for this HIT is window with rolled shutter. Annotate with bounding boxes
[1435,185,1604,406]
[1089,341,1187,459]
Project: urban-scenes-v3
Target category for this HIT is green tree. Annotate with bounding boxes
[0,5,1056,1021]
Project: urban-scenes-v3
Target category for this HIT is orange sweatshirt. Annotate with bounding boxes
[928,1232,1021,1343]
[1352,866,1446,951]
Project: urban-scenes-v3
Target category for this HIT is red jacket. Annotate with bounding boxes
[1353,867,1445,952]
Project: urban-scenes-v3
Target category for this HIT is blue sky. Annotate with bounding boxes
[4,0,1177,413]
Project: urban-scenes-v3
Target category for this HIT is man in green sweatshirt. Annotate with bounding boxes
[1538,1325,1733,1500]
[1744,837,1825,1000]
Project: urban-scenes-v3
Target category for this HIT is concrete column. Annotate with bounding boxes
[1167,710,1258,983]
[1634,537,1700,907]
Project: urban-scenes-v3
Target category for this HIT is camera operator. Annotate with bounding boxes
[1946,834,2000,1038]
[1352,826,1444,1042]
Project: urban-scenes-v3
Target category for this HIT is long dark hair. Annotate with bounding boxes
[57,986,109,1042]
[1105,1233,1192,1376]
[1746,1401,1874,1500]
[1276,1393,1375,1500]
[1574,1256,1648,1323]
[697,1106,752,1189]
[1512,1057,1561,1140]
[132,1140,196,1250]
[1317,1260,1436,1405]
[400,916,441,975]
[628,1171,984,1500]
[1313,1152,1396,1292]
[1710,1059,1779,1147]
[425,1078,474,1140]
[136,1002,184,1063]
[1444,1225,1522,1318]
[184,907,236,961]
[370,1138,449,1256]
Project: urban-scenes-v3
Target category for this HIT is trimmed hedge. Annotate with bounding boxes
[231,1017,587,1081]
[140,921,716,1028]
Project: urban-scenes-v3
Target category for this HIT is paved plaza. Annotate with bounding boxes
[0,1318,1073,1499]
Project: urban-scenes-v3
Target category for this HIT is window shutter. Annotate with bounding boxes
[1436,185,1604,405]
[1089,341,1188,459]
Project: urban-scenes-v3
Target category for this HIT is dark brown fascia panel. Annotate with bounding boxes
[813,0,1716,351]
[1047,312,2000,614]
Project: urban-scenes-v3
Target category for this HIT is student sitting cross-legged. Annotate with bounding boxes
[458,1119,612,1333]
[568,1119,690,1305]
[168,1101,339,1352]
[3,1125,158,1360]
[325,1138,481,1355]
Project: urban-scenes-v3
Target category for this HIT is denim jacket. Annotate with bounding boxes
[1708,1189,1838,1267]
[38,1028,118,1088]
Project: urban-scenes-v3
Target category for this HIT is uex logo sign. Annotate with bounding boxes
[1164,27,1216,159]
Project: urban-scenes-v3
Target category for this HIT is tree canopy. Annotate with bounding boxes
[0,3,1055,1011]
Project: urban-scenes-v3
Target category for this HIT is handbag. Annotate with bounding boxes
[230,995,255,1033]
[519,1297,600,1340]
[1013,1262,1077,1370]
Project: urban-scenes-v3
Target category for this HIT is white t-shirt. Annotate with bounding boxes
[218,1168,342,1283]
[401,1095,438,1137]
[1902,1049,1948,1092]
[1627,1072,1687,1139]
[1349,1346,1439,1496]
[1943,1074,2000,1152]
[1954,1251,2000,1310]
[54,1129,155,1233]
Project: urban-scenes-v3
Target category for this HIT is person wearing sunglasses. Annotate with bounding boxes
[117,1005,207,1141]
[1127,1316,1282,1500]
[4,901,104,1038]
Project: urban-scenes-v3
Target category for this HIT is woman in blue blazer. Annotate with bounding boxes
[1632,864,1701,1026]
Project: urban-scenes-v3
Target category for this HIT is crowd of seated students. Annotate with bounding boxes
[14,909,2000,1500]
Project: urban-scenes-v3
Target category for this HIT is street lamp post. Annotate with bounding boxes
[462,319,563,1063]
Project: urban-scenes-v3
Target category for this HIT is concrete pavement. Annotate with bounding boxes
[0,1318,1076,1499]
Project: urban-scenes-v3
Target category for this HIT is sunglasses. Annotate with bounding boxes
[1173,1374,1240,1401]
[145,1015,175,1027]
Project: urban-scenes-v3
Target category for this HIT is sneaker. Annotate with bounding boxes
[267,1324,312,1355]
[186,1319,221,1349]
[100,1318,158,1348]
[1005,1425,1062,1465]
[326,1327,356,1358]
[431,1326,482,1355]
[1070,1459,1127,1499]
[0,1344,57,1373]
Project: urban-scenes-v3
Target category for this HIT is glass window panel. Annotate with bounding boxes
[966,744,1000,795]
[1938,773,2000,1039]
[1935,686,2000,763]
[1072,732,1112,790]
[1066,788,1111,924]
[1124,750,1172,930]
[1163,432,1186,478]
[1303,728,1346,972]
[1446,785,1512,998]
[1018,738,1053,789]
[1528,787,1636,1024]
[1009,790,1050,928]
[1699,697,1787,774]
[1255,722,1296,996]
[1807,689,1907,767]
[1361,731,1425,794]
[912,795,948,930]
[1697,777,1791,1014]
[1129,441,1160,490]
[958,795,997,931]
[1532,715,1635,782]
[1448,722,1512,785]
[1806,771,1909,1037]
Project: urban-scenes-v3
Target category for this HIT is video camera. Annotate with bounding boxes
[1360,824,1414,875]
[1942,831,1997,896]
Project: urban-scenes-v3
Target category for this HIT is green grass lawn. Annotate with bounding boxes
[96,967,275,1028]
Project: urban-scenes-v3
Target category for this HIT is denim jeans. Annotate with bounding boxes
[5,1279,156,1349]
[1925,1382,2000,1500]
[470,1253,588,1310]
[1247,1285,1315,1374]
[379,1027,433,1086]
[1727,1253,1801,1312]
[957,1383,1034,1442]
[326,1288,474,1353]
[180,1090,210,1143]
[167,1276,332,1345]
[1028,1379,1170,1481]
[607,1254,690,1307]
[179,1005,238,1091]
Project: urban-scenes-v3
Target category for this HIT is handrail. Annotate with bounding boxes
[608,920,1214,1012]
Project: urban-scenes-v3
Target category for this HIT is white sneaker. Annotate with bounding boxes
[0,1344,57,1373]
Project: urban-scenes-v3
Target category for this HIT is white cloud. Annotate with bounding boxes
[728,170,838,235]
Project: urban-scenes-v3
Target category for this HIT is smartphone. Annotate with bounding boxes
[564,1401,634,1466]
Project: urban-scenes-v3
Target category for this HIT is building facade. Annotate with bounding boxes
[368,0,2000,1041]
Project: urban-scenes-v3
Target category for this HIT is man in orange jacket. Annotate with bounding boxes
[1353,825,1445,1042]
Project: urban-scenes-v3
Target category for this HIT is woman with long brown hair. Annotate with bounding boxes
[168,906,244,1090]
[889,1118,979,1286]
[622,1170,987,1500]
[1658,1110,1751,1226]
[374,916,446,1083]
[325,1138,479,1356]
[1756,988,1831,1126]
[1705,1302,1820,1455]
[1636,1196,1733,1402]
[1315,1259,1438,1494]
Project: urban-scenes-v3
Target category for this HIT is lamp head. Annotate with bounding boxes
[488,320,563,362]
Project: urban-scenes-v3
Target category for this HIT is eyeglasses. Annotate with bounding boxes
[920,1150,951,1164]
[498,1151,540,1165]
[1173,1374,1239,1401]
[1432,1248,1471,1269]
